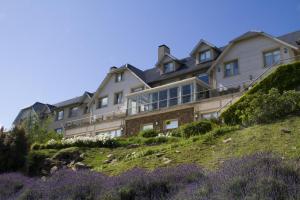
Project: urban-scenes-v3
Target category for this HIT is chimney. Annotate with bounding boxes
[158,45,170,62]
[110,66,118,72]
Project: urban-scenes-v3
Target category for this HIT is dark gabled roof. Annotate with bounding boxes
[277,30,300,48]
[126,64,147,83]
[229,31,262,43]
[53,91,94,108]
[142,57,212,84]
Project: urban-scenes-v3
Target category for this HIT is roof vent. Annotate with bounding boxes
[110,66,118,72]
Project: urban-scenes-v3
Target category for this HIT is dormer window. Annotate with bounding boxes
[115,72,123,82]
[163,62,175,73]
[199,50,211,63]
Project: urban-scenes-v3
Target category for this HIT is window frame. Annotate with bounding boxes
[56,110,64,121]
[164,119,179,130]
[199,49,212,63]
[223,59,239,78]
[263,48,281,67]
[115,72,124,83]
[69,106,79,118]
[163,62,175,74]
[55,128,63,134]
[142,123,154,131]
[98,96,109,109]
[114,91,123,105]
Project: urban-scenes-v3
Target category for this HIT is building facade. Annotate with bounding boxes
[13,30,300,137]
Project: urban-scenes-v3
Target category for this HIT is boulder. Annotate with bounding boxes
[281,128,291,133]
[73,162,90,170]
[50,166,58,174]
[162,157,172,164]
[223,138,232,143]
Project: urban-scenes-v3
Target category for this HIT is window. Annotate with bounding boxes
[114,92,123,105]
[202,112,218,120]
[224,60,239,77]
[165,119,178,130]
[96,129,122,138]
[264,49,280,67]
[83,106,89,114]
[182,84,192,103]
[55,128,63,134]
[198,73,209,84]
[159,90,168,108]
[131,87,144,93]
[163,62,175,73]
[56,110,64,121]
[142,123,153,131]
[151,92,158,110]
[115,72,123,82]
[98,96,108,108]
[169,87,178,106]
[69,106,79,118]
[199,50,211,62]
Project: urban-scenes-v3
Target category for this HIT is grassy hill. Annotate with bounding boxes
[32,115,299,175]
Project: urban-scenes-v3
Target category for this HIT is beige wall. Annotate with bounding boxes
[215,35,295,88]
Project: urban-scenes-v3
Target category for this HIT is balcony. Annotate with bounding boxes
[64,110,126,130]
[127,77,249,116]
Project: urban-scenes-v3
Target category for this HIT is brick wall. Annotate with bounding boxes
[125,107,194,135]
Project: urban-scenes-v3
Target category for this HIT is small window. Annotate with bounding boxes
[169,87,178,106]
[182,84,192,103]
[69,106,79,118]
[159,90,168,108]
[163,62,175,73]
[55,128,63,134]
[98,96,108,108]
[142,123,154,131]
[114,92,123,105]
[199,50,211,62]
[56,110,64,121]
[165,119,178,130]
[198,73,209,84]
[224,60,239,77]
[263,49,280,67]
[115,72,123,82]
[83,106,89,114]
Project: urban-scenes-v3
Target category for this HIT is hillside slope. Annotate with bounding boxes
[78,116,300,175]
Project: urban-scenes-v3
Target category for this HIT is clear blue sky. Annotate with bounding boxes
[0,0,299,128]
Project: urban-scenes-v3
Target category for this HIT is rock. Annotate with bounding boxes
[41,176,47,182]
[110,159,118,164]
[281,128,291,133]
[103,159,111,164]
[50,166,58,174]
[41,169,49,176]
[292,146,297,150]
[79,153,85,159]
[162,157,172,164]
[107,154,114,158]
[175,150,180,153]
[223,138,232,143]
[155,153,164,157]
[74,162,90,170]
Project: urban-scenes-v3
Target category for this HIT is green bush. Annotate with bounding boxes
[180,120,213,138]
[211,125,240,137]
[139,129,159,138]
[51,147,80,162]
[222,62,300,125]
[167,128,182,137]
[0,127,28,173]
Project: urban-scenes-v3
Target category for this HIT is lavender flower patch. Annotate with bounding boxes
[1,153,300,200]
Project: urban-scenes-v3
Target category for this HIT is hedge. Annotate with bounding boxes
[221,62,300,125]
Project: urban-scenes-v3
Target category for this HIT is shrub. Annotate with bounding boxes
[0,127,28,173]
[51,147,80,162]
[167,128,182,137]
[210,125,240,137]
[139,129,159,138]
[143,136,168,145]
[222,62,300,125]
[180,120,213,138]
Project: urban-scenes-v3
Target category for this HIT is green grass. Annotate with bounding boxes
[78,116,300,175]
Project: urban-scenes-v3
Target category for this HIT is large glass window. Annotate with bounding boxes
[159,90,168,108]
[198,73,209,84]
[264,49,280,67]
[69,106,79,118]
[224,60,239,77]
[169,87,178,106]
[163,62,175,73]
[199,50,211,62]
[151,92,158,110]
[182,84,192,103]
[114,92,123,105]
[98,96,108,108]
